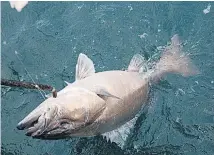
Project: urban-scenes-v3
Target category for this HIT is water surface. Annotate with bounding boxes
[1,2,214,155]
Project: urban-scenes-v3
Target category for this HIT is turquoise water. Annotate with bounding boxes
[1,2,214,155]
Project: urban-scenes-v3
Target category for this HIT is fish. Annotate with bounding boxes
[16,34,199,147]
[9,1,28,12]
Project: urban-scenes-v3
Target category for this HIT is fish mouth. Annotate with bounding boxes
[16,103,71,139]
[16,102,92,139]
[17,115,74,140]
[17,113,47,138]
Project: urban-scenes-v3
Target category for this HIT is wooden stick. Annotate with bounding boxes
[1,79,57,98]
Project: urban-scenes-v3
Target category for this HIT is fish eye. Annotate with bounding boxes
[60,121,67,126]
[37,130,41,135]
[59,119,70,126]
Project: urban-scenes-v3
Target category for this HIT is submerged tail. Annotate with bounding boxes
[150,34,199,82]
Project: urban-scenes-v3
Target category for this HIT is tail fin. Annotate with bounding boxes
[151,34,199,82]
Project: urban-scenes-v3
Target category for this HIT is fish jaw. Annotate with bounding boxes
[17,87,107,139]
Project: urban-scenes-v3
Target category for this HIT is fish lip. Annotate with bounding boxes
[23,119,89,139]
[24,123,45,137]
[30,132,70,140]
[17,114,41,130]
[26,118,82,139]
[17,123,25,130]
[18,118,59,139]
[25,119,67,139]
[29,129,71,140]
[25,125,48,138]
[21,114,47,137]
[17,115,41,131]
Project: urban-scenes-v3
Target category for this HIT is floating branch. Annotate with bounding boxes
[1,78,57,98]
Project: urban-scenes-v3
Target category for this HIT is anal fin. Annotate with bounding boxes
[101,100,151,148]
[102,115,139,149]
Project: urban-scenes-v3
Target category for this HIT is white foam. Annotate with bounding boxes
[128,5,133,11]
[203,4,211,14]
[138,33,148,39]
[157,46,165,51]
[175,88,185,96]
[190,86,195,93]
[176,117,181,123]
[35,20,50,28]
[204,107,214,115]
[195,81,199,84]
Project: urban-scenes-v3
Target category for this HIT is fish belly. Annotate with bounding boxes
[71,70,150,135]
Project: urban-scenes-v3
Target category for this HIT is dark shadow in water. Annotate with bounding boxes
[1,145,22,155]
[75,136,125,155]
[74,136,185,155]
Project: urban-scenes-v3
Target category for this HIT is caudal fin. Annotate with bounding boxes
[151,34,199,81]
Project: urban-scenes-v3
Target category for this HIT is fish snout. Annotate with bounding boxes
[17,106,43,130]
[17,122,27,130]
[17,104,59,138]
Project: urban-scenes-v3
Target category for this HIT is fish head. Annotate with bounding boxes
[17,88,106,139]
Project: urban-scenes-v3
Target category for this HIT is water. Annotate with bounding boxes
[1,2,214,155]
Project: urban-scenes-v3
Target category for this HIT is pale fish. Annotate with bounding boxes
[17,34,199,148]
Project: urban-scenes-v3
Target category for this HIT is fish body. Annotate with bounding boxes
[58,71,149,136]
[17,34,199,144]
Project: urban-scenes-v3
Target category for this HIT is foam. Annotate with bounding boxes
[203,4,211,14]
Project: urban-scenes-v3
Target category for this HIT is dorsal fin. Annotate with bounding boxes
[127,54,146,72]
[75,53,95,80]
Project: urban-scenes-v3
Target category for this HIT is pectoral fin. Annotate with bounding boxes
[94,86,120,99]
[75,53,95,80]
